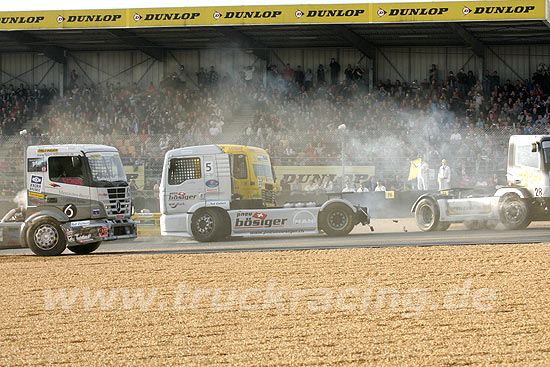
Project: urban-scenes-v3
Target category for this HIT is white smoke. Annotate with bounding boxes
[13,190,27,209]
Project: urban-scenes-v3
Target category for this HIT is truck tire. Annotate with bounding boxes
[499,195,531,230]
[68,241,102,255]
[191,208,226,242]
[26,218,67,256]
[415,198,441,232]
[319,203,355,237]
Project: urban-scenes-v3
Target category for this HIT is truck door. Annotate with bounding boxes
[43,155,91,221]
[508,143,543,196]
[164,156,204,213]
[26,155,48,208]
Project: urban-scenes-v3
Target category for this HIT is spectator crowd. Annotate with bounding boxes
[1,59,550,198]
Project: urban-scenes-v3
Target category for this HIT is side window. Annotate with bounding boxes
[515,144,539,168]
[232,154,248,179]
[49,156,84,185]
[168,157,202,185]
[28,157,47,172]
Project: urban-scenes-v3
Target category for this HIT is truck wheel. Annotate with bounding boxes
[68,241,102,255]
[499,195,531,230]
[320,203,355,236]
[415,198,440,232]
[191,208,225,242]
[27,218,67,256]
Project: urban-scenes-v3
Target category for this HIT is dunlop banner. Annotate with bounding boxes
[274,165,375,185]
[0,1,546,30]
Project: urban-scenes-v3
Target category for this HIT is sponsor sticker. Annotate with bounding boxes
[92,208,101,216]
[37,149,58,153]
[76,233,92,242]
[61,178,83,185]
[28,192,45,199]
[71,220,90,228]
[205,179,219,188]
[292,210,316,225]
[234,211,287,229]
[29,175,42,193]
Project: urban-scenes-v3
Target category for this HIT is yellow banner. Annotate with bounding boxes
[124,165,144,189]
[0,1,546,30]
[274,165,375,185]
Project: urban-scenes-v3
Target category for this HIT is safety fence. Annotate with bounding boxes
[0,126,514,200]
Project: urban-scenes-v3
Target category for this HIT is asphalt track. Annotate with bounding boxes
[2,221,549,256]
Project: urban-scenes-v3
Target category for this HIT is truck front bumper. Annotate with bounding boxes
[104,218,137,241]
[62,218,137,245]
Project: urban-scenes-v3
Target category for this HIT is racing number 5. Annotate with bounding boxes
[205,162,212,173]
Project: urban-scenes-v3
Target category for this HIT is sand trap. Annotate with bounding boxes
[1,243,549,366]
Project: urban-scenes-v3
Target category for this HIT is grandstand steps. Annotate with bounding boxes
[223,103,257,142]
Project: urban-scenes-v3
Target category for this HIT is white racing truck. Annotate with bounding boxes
[0,144,136,255]
[412,135,550,231]
[159,144,372,241]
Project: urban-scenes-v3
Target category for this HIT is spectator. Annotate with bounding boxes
[342,182,355,192]
[374,181,386,192]
[329,58,340,84]
[438,159,451,190]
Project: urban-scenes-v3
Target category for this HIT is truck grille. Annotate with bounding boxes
[262,189,276,205]
[105,187,131,217]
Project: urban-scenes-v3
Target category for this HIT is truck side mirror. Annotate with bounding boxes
[532,143,538,152]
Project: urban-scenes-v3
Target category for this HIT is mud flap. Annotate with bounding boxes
[355,206,374,231]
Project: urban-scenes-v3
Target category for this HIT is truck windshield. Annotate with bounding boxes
[253,164,273,180]
[542,141,550,165]
[87,152,127,186]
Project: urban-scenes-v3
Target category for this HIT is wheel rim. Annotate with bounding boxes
[34,224,59,250]
[417,205,434,228]
[327,210,349,231]
[195,213,214,235]
[503,200,526,224]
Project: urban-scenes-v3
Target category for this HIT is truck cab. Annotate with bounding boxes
[0,144,136,255]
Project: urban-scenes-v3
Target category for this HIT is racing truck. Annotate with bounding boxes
[412,135,550,231]
[0,144,137,255]
[159,144,371,241]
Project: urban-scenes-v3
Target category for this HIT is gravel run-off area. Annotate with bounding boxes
[1,243,550,366]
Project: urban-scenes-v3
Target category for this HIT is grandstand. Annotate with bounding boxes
[1,1,550,208]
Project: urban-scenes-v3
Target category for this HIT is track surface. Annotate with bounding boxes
[2,219,550,255]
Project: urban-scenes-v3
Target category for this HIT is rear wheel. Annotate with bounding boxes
[68,241,102,254]
[499,195,531,230]
[319,203,355,237]
[27,218,67,256]
[191,208,226,242]
[415,198,441,232]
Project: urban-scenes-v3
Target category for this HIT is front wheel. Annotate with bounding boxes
[26,218,67,256]
[319,203,355,237]
[68,241,102,255]
[415,198,442,232]
[499,195,531,230]
[191,209,226,242]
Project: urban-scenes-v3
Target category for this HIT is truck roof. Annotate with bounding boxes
[510,135,550,144]
[27,144,119,155]
[164,144,269,159]
[165,145,224,159]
